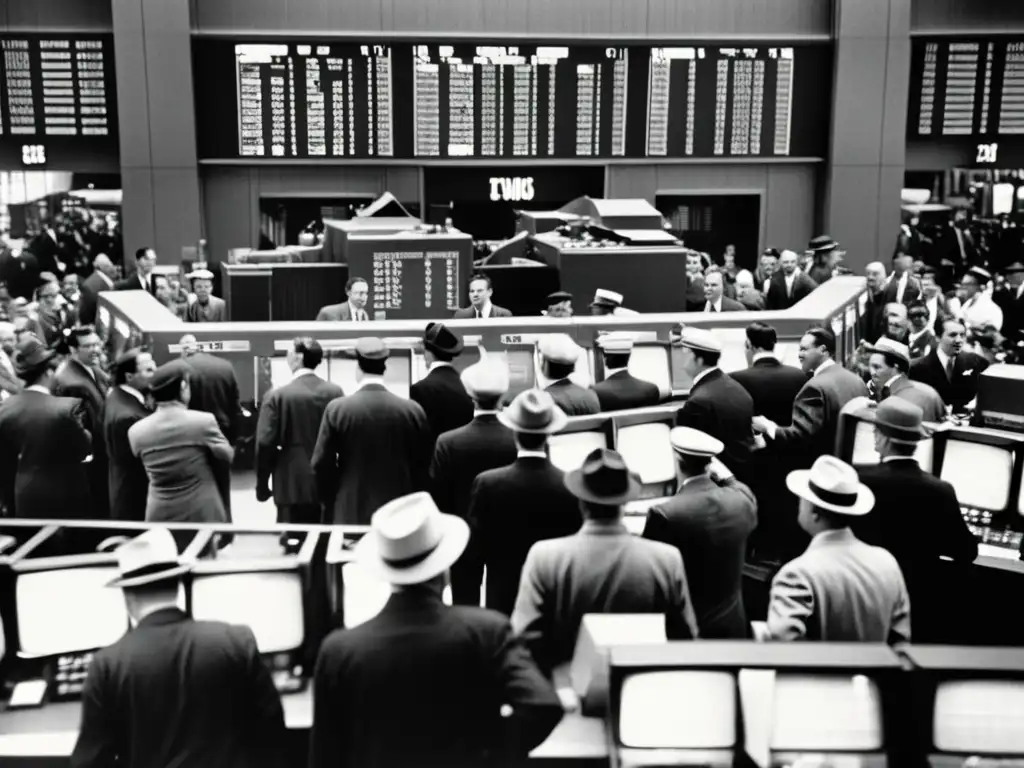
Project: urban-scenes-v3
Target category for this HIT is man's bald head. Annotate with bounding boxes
[178,333,199,358]
[865,261,887,291]
[93,253,117,279]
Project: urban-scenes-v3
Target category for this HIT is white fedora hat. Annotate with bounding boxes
[106,528,192,589]
[355,492,470,586]
[786,455,875,516]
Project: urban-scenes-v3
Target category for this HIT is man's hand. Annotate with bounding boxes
[707,457,733,483]
[751,415,773,435]
[256,485,272,503]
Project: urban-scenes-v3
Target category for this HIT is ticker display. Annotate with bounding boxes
[193,39,832,160]
[0,34,119,168]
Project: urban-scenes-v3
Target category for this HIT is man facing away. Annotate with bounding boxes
[104,349,156,521]
[410,321,473,442]
[591,333,661,412]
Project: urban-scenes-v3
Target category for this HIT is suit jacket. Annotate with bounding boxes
[909,349,989,413]
[77,271,113,326]
[883,273,922,306]
[545,379,601,416]
[183,352,241,445]
[310,589,562,768]
[882,375,946,423]
[430,414,517,605]
[103,387,151,521]
[54,358,109,431]
[128,403,234,524]
[0,391,92,518]
[675,368,756,473]
[255,372,344,507]
[739,292,767,311]
[766,528,911,643]
[643,475,758,639]
[114,272,155,294]
[772,362,869,460]
[729,357,808,427]
[907,328,937,361]
[27,231,65,276]
[468,456,583,615]
[591,370,661,412]
[452,304,513,319]
[703,296,746,313]
[512,521,699,674]
[996,287,1024,342]
[311,383,432,524]
[184,297,227,323]
[315,302,362,322]
[410,364,474,441]
[71,608,286,768]
[765,271,817,310]
[859,291,889,344]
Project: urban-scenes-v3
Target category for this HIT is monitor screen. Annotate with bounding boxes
[934,679,1024,755]
[269,357,292,391]
[16,568,130,658]
[617,423,676,488]
[627,345,672,397]
[708,328,750,374]
[770,674,884,751]
[775,342,801,368]
[851,420,934,473]
[503,348,537,399]
[549,431,609,473]
[190,571,305,654]
[940,440,1013,511]
[342,562,452,628]
[326,354,411,398]
[412,346,483,383]
[619,671,737,749]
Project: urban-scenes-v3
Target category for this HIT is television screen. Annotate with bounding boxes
[627,345,672,397]
[190,571,305,654]
[502,348,537,399]
[413,346,483,383]
[770,674,884,751]
[326,354,411,398]
[933,679,1024,755]
[617,423,676,489]
[16,568,130,658]
[775,342,801,368]
[619,671,737,749]
[708,328,750,374]
[940,440,1013,511]
[269,357,292,391]
[342,562,452,628]
[549,431,609,472]
[851,420,934,472]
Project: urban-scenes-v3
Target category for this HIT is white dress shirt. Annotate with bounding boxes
[784,272,797,297]
[119,384,145,405]
[704,297,723,312]
[473,302,493,319]
[292,367,315,381]
[960,293,1003,332]
[517,450,547,460]
[349,303,368,322]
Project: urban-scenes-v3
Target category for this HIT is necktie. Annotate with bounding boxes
[945,356,955,381]
[708,303,717,313]
[786,279,792,299]
[475,308,481,319]
[358,310,367,322]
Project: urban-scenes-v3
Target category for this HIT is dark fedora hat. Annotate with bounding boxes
[808,234,840,252]
[12,336,56,378]
[564,448,642,505]
[423,322,463,358]
[875,398,930,443]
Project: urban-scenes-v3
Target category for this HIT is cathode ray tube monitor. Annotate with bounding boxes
[940,438,1014,512]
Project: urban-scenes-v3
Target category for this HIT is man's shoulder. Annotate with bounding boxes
[491,305,513,317]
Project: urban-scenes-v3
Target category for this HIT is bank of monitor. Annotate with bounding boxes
[904,646,1024,762]
[615,408,680,500]
[837,408,936,473]
[267,347,413,398]
[548,415,614,473]
[608,643,905,768]
[411,345,483,384]
[934,427,1024,532]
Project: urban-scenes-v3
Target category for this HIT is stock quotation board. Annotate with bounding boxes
[193,39,832,160]
[0,34,119,168]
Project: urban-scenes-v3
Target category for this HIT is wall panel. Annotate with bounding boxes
[911,0,1024,32]
[4,0,112,30]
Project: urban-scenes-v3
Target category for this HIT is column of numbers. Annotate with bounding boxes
[918,43,938,135]
[685,60,696,155]
[424,255,433,310]
[446,258,457,310]
[713,60,729,155]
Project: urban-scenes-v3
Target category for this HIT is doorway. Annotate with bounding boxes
[655,193,761,270]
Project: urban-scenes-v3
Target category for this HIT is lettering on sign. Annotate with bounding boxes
[21,145,46,165]
[167,340,252,354]
[489,176,535,202]
[500,333,542,345]
[976,143,999,164]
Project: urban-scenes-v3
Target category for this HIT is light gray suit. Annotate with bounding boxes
[128,403,234,523]
[772,360,869,459]
[316,302,365,322]
[766,528,911,643]
[511,520,698,674]
[883,375,946,423]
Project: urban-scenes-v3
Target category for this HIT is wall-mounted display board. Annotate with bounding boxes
[193,39,832,161]
[0,34,119,169]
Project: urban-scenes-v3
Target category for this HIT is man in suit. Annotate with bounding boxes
[104,350,155,522]
[762,456,911,643]
[730,322,807,427]
[735,270,766,310]
[643,428,757,639]
[860,261,891,344]
[72,528,286,768]
[513,448,698,676]
[183,269,227,323]
[468,389,582,615]
[866,337,947,422]
[960,266,1004,333]
[920,267,957,335]
[0,321,22,399]
[539,333,600,416]
[702,269,745,313]
[995,261,1024,345]
[310,493,562,768]
[411,322,473,441]
[77,254,118,326]
[542,290,574,318]
[753,327,869,465]
[129,361,234,524]
[312,337,432,524]
[906,300,938,360]
[936,209,978,269]
[27,221,67,278]
[909,318,989,414]
[431,355,518,605]
[453,273,513,319]
[884,251,922,306]
[765,249,817,310]
[255,337,344,526]
[114,247,157,293]
[315,276,370,322]
[805,235,841,285]
[178,334,242,446]
[756,249,780,294]
[852,399,977,643]
[672,326,757,475]
[0,337,92,518]
[684,254,707,311]
[591,333,661,412]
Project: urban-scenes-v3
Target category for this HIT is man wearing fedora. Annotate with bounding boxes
[643,428,757,639]
[255,337,344,527]
[72,528,286,768]
[591,333,661,412]
[539,334,600,416]
[852,399,977,643]
[0,336,93,518]
[430,354,517,605]
[543,290,574,318]
[513,448,698,675]
[310,492,562,768]
[865,337,946,423]
[805,235,842,285]
[467,389,582,615]
[411,322,473,442]
[128,361,234,525]
[589,288,636,316]
[763,456,911,643]
[312,337,432,524]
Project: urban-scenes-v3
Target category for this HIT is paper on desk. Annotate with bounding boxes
[8,680,47,708]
